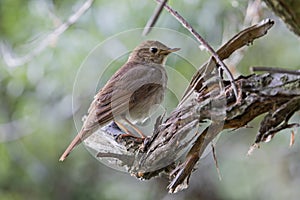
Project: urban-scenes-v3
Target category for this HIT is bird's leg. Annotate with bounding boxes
[122,117,146,138]
[113,120,145,145]
[114,120,135,137]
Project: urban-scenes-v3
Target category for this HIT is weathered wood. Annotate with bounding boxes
[263,0,300,36]
[166,72,300,192]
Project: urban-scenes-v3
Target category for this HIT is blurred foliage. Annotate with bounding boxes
[0,0,299,200]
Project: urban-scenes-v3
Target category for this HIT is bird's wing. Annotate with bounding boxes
[58,63,166,161]
[83,62,166,133]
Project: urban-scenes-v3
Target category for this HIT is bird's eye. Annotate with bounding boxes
[149,47,158,54]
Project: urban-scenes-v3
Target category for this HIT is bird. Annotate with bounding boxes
[59,40,180,161]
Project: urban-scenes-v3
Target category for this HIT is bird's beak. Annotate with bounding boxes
[168,47,180,52]
[161,47,180,54]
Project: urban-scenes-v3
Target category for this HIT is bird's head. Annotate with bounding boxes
[129,40,180,65]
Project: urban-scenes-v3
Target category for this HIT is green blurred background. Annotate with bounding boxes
[0,0,300,199]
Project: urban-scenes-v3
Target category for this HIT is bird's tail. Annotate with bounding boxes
[59,130,85,162]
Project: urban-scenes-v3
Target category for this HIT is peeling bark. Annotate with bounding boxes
[263,0,300,36]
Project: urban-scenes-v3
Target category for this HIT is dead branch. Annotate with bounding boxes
[143,0,168,36]
[262,0,300,36]
[252,66,300,75]
[1,0,94,68]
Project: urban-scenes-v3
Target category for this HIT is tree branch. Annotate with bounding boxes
[143,0,168,36]
[1,0,94,68]
[262,0,300,36]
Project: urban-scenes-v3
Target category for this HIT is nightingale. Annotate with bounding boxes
[59,40,180,161]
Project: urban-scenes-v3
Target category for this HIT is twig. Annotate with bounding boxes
[211,143,222,181]
[1,0,94,68]
[181,18,274,103]
[289,130,295,147]
[143,0,168,36]
[251,66,300,75]
[156,0,239,99]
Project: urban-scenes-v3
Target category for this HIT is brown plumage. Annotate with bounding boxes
[59,40,180,161]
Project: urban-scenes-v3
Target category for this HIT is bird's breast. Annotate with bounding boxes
[127,65,167,122]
